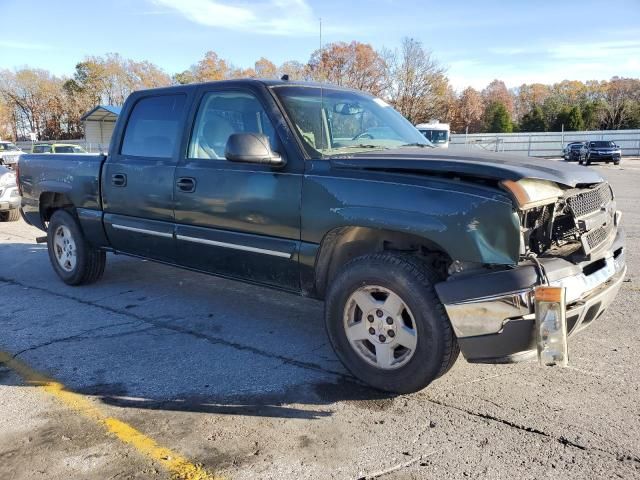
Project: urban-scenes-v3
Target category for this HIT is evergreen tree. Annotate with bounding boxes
[565,105,585,131]
[520,105,547,132]
[485,102,513,133]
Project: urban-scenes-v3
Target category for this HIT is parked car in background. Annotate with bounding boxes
[18,79,626,393]
[562,142,586,162]
[0,165,20,221]
[0,141,23,169]
[582,141,621,165]
[31,143,88,154]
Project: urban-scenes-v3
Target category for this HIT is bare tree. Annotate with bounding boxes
[482,79,514,116]
[308,41,391,96]
[454,87,484,133]
[386,38,447,124]
[277,60,307,80]
[599,77,640,129]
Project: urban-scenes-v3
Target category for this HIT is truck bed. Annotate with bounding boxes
[19,153,106,230]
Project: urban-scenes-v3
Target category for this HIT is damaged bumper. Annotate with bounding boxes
[436,229,626,363]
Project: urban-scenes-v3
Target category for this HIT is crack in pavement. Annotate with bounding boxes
[9,320,142,358]
[0,276,356,384]
[426,397,640,467]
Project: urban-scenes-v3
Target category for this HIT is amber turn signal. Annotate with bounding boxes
[534,286,563,303]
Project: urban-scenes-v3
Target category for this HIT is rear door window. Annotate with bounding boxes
[121,95,186,159]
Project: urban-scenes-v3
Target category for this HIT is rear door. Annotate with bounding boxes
[102,92,190,262]
[173,85,303,290]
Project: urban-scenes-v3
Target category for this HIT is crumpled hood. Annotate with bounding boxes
[330,148,604,188]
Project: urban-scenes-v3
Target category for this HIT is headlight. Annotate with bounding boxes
[501,178,564,210]
[0,172,17,188]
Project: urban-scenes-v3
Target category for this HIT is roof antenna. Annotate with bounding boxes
[280,74,289,81]
[319,16,325,154]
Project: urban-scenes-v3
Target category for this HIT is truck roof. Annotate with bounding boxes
[132,78,365,95]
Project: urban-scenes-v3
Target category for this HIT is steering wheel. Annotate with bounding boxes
[352,132,374,140]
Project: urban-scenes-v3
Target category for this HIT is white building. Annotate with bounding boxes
[81,105,121,152]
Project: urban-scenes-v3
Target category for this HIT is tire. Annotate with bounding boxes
[0,209,19,222]
[614,161,620,166]
[325,253,459,393]
[47,209,106,285]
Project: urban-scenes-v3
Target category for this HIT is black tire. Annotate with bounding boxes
[0,209,20,222]
[614,161,620,165]
[325,253,459,394]
[47,209,106,285]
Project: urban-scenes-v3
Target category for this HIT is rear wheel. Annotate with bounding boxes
[325,253,459,393]
[0,209,19,222]
[47,209,106,285]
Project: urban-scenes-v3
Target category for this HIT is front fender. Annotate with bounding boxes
[302,173,520,266]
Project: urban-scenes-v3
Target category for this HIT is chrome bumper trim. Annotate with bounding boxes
[442,251,626,339]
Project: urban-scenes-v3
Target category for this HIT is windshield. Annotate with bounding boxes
[419,129,448,144]
[272,86,431,157]
[0,142,19,151]
[591,141,615,148]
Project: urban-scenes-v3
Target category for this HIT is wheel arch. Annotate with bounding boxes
[313,225,453,299]
[39,191,76,225]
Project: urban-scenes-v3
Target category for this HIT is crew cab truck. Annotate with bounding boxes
[18,80,626,393]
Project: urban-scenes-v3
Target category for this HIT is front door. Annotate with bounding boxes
[102,93,189,263]
[173,86,302,290]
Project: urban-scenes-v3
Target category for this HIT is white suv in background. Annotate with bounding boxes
[0,141,22,169]
[0,166,20,221]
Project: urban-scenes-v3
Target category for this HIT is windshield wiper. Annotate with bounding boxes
[341,144,386,149]
[400,143,432,148]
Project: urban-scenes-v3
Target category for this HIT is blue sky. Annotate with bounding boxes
[1,0,639,90]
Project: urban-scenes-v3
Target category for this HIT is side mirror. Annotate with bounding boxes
[225,133,284,167]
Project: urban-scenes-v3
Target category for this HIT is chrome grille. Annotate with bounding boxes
[566,183,613,218]
[584,224,613,250]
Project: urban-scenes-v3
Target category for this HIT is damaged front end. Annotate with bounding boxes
[436,178,626,365]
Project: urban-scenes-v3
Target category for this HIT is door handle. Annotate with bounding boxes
[111,173,127,187]
[176,177,196,193]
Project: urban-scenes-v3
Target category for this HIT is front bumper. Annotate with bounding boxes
[589,152,621,161]
[0,156,20,169]
[436,229,626,363]
[0,186,20,211]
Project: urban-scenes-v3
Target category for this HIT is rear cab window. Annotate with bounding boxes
[120,94,187,158]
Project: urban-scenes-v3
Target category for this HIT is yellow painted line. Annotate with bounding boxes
[0,351,222,480]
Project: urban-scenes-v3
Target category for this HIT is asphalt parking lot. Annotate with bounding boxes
[1,161,639,480]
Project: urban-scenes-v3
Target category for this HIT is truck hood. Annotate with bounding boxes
[330,148,604,188]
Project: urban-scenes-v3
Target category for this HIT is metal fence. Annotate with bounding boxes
[450,129,640,157]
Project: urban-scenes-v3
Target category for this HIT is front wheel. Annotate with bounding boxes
[325,253,459,393]
[0,209,19,222]
[47,209,106,285]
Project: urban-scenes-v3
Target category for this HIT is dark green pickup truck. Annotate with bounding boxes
[17,79,626,393]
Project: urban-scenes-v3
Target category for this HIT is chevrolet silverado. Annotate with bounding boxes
[17,79,626,393]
